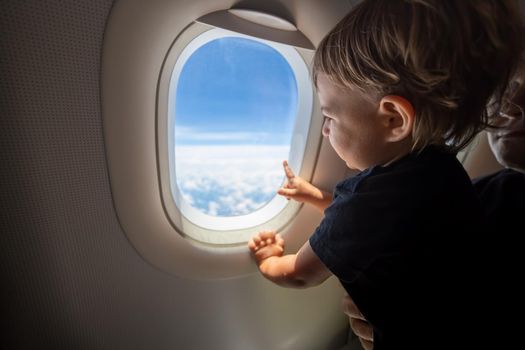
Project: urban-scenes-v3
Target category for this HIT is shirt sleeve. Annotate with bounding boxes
[309,188,389,284]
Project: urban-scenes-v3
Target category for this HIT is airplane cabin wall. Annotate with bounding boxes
[0,0,355,349]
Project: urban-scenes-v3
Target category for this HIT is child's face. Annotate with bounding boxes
[316,74,388,171]
[488,73,525,172]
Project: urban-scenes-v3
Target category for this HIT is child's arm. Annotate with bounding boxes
[278,161,333,213]
[248,231,332,288]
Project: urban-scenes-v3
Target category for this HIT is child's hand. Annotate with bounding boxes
[248,231,332,288]
[278,160,319,203]
[278,161,333,212]
[248,230,284,265]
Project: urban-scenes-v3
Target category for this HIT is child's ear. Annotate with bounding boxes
[378,95,415,142]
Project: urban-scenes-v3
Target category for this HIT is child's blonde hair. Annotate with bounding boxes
[313,0,524,153]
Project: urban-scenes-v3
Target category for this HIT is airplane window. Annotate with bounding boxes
[163,27,314,238]
[104,5,322,270]
[173,36,297,217]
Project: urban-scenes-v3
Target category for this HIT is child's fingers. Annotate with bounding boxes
[249,231,282,253]
[248,234,266,250]
[282,160,295,179]
[277,188,296,199]
[259,230,276,240]
[275,234,285,247]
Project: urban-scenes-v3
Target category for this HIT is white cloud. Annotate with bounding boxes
[176,130,273,143]
[182,192,194,205]
[207,201,219,216]
[175,126,288,144]
[173,145,290,216]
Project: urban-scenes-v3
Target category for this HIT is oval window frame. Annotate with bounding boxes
[158,24,316,245]
[102,2,349,280]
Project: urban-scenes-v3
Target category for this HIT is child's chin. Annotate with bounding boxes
[345,161,357,170]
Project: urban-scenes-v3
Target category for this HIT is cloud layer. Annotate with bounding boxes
[174,145,289,216]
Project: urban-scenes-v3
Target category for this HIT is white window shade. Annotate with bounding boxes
[196,9,314,50]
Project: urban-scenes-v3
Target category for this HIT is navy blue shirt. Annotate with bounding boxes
[310,146,484,349]
[473,168,525,345]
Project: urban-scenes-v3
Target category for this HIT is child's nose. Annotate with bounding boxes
[322,118,330,137]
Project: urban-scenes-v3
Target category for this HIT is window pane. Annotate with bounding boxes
[173,37,298,217]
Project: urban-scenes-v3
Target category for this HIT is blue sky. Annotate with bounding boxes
[174,37,298,145]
